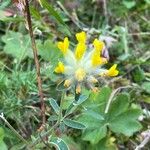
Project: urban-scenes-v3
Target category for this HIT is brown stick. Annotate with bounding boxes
[24,0,46,125]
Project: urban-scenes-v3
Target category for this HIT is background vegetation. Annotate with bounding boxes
[0,0,150,149]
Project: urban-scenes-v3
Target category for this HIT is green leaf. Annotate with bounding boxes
[63,119,86,130]
[123,0,136,9]
[78,110,107,144]
[82,109,104,120]
[82,125,107,144]
[37,40,62,63]
[40,0,65,25]
[83,86,112,114]
[57,24,71,37]
[49,98,60,115]
[61,135,81,150]
[0,0,11,9]
[64,103,77,116]
[91,86,112,103]
[1,31,33,60]
[0,128,7,150]
[108,93,130,118]
[144,0,150,4]
[132,66,145,83]
[77,112,103,129]
[9,143,26,150]
[0,127,5,141]
[48,115,58,122]
[76,94,89,105]
[0,141,7,150]
[109,109,142,136]
[30,6,41,20]
[49,137,69,150]
[140,95,150,104]
[117,53,131,61]
[142,82,150,94]
[95,137,117,150]
[62,95,74,110]
[64,93,89,116]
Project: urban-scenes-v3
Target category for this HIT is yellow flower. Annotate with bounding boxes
[93,38,104,52]
[107,64,119,76]
[57,37,69,55]
[75,43,86,60]
[76,31,86,43]
[54,62,65,73]
[54,31,119,92]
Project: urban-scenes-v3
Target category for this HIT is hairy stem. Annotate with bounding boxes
[24,0,45,125]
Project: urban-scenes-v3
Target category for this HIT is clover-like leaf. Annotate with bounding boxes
[37,40,62,63]
[109,109,142,136]
[82,125,107,144]
[78,89,142,144]
[90,86,112,103]
[2,31,33,60]
[82,86,112,114]
[77,112,103,129]
[77,110,106,144]
[95,137,117,150]
[108,93,130,118]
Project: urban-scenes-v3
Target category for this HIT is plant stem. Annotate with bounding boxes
[104,86,132,114]
[30,92,65,148]
[24,0,46,125]
[30,122,58,148]
[0,114,29,147]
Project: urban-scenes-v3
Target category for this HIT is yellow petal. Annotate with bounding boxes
[93,38,104,52]
[75,68,86,81]
[107,64,119,76]
[76,31,86,43]
[54,62,65,73]
[57,37,69,55]
[75,43,86,60]
[91,52,107,66]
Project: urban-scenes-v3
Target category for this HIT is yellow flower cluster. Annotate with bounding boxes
[54,31,119,93]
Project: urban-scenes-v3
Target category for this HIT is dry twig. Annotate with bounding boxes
[24,0,46,125]
[135,130,150,150]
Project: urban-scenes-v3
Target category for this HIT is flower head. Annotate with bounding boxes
[54,31,119,93]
